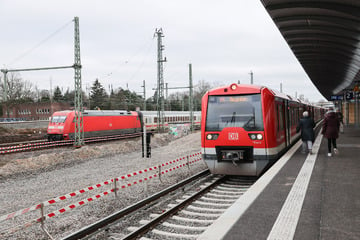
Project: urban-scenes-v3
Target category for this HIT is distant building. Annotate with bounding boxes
[1,102,71,121]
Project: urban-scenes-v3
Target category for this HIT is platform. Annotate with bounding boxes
[198,125,360,240]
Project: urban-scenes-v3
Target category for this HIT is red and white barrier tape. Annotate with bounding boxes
[0,152,202,223]
[37,158,202,221]
[0,156,202,234]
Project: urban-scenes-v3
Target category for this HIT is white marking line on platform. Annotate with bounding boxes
[198,139,303,240]
[267,133,323,240]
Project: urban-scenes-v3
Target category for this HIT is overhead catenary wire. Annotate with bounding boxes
[127,37,155,83]
[6,20,73,67]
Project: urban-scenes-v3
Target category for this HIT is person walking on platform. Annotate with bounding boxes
[296,111,315,154]
[322,108,340,157]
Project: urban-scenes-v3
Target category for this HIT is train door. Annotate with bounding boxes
[276,99,286,149]
[284,100,291,147]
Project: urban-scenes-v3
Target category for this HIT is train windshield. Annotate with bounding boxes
[50,115,67,123]
[206,94,264,131]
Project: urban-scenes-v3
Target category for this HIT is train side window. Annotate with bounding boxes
[297,107,300,124]
[288,106,292,126]
[278,105,284,131]
[276,105,280,132]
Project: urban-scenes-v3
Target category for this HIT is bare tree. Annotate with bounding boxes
[195,79,212,98]
[0,72,36,102]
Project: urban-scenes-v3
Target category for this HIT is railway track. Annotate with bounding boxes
[62,170,257,240]
[0,133,142,155]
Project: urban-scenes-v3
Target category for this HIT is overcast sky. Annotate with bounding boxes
[0,0,326,102]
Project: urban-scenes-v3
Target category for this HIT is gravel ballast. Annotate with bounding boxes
[0,131,205,239]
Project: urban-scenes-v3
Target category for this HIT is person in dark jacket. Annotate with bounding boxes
[322,108,340,157]
[296,111,315,154]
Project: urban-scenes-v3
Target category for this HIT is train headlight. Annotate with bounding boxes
[206,134,219,140]
[249,134,257,140]
[230,84,237,90]
[248,133,263,140]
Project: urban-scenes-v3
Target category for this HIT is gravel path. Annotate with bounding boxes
[0,131,205,240]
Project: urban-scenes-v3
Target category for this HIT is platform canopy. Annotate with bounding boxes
[261,0,360,100]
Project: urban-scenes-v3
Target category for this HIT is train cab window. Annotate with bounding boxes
[51,115,67,123]
[205,94,264,131]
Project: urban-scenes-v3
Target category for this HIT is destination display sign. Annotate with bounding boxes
[330,95,343,101]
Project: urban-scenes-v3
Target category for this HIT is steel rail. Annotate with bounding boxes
[61,170,211,240]
[0,132,142,155]
[122,174,225,240]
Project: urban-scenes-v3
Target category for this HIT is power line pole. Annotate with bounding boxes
[154,28,166,132]
[166,82,168,110]
[1,70,8,117]
[142,80,146,111]
[189,63,194,132]
[73,16,84,147]
[166,83,168,99]
[2,72,7,102]
[50,77,53,116]
[153,63,194,130]
[249,70,254,84]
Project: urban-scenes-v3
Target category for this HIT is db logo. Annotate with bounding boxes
[228,132,239,140]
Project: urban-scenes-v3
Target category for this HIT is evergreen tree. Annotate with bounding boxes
[90,79,108,110]
[53,86,63,102]
[63,88,75,107]
[39,90,51,102]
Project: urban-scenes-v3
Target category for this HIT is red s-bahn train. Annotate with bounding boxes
[201,83,325,176]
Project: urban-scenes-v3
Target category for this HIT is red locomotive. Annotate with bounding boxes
[201,83,325,176]
[47,110,142,141]
[47,110,202,141]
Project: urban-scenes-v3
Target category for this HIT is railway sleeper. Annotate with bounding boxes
[150,228,199,239]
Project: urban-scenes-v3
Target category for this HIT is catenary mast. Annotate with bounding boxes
[154,28,166,132]
[73,16,84,146]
